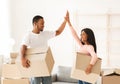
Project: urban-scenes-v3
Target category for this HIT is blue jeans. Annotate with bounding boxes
[31,76,52,84]
[78,80,91,84]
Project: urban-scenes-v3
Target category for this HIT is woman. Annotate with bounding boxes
[65,11,98,84]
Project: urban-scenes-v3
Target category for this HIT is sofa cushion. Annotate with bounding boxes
[57,66,78,83]
[52,74,57,82]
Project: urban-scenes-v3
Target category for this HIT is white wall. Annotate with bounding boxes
[9,0,120,70]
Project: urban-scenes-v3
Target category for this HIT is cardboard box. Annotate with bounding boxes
[2,64,22,78]
[71,52,101,84]
[10,52,18,64]
[1,78,29,84]
[102,69,120,84]
[17,47,54,77]
[2,47,54,78]
[0,55,3,76]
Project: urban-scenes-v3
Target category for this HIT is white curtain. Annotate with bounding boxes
[0,0,11,58]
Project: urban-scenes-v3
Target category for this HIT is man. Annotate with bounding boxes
[20,13,67,84]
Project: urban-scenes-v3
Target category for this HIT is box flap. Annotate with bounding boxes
[103,68,120,76]
[103,69,113,76]
[115,69,120,75]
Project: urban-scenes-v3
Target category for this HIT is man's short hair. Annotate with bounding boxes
[32,15,43,24]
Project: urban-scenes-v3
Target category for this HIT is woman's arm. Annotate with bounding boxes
[88,45,98,65]
[85,45,98,74]
[66,11,83,47]
[55,11,69,36]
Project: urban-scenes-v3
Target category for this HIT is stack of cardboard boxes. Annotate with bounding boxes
[1,52,29,84]
[1,64,29,84]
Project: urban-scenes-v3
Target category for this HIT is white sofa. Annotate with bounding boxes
[52,66,78,84]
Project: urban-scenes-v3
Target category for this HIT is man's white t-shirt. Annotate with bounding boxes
[21,31,55,51]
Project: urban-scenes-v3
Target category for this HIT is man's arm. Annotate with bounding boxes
[20,45,30,68]
[55,19,66,36]
[21,45,27,59]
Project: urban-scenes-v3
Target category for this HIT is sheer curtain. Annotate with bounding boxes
[0,0,12,59]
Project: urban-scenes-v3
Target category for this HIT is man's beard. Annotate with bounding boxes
[40,29,43,31]
[37,27,43,31]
